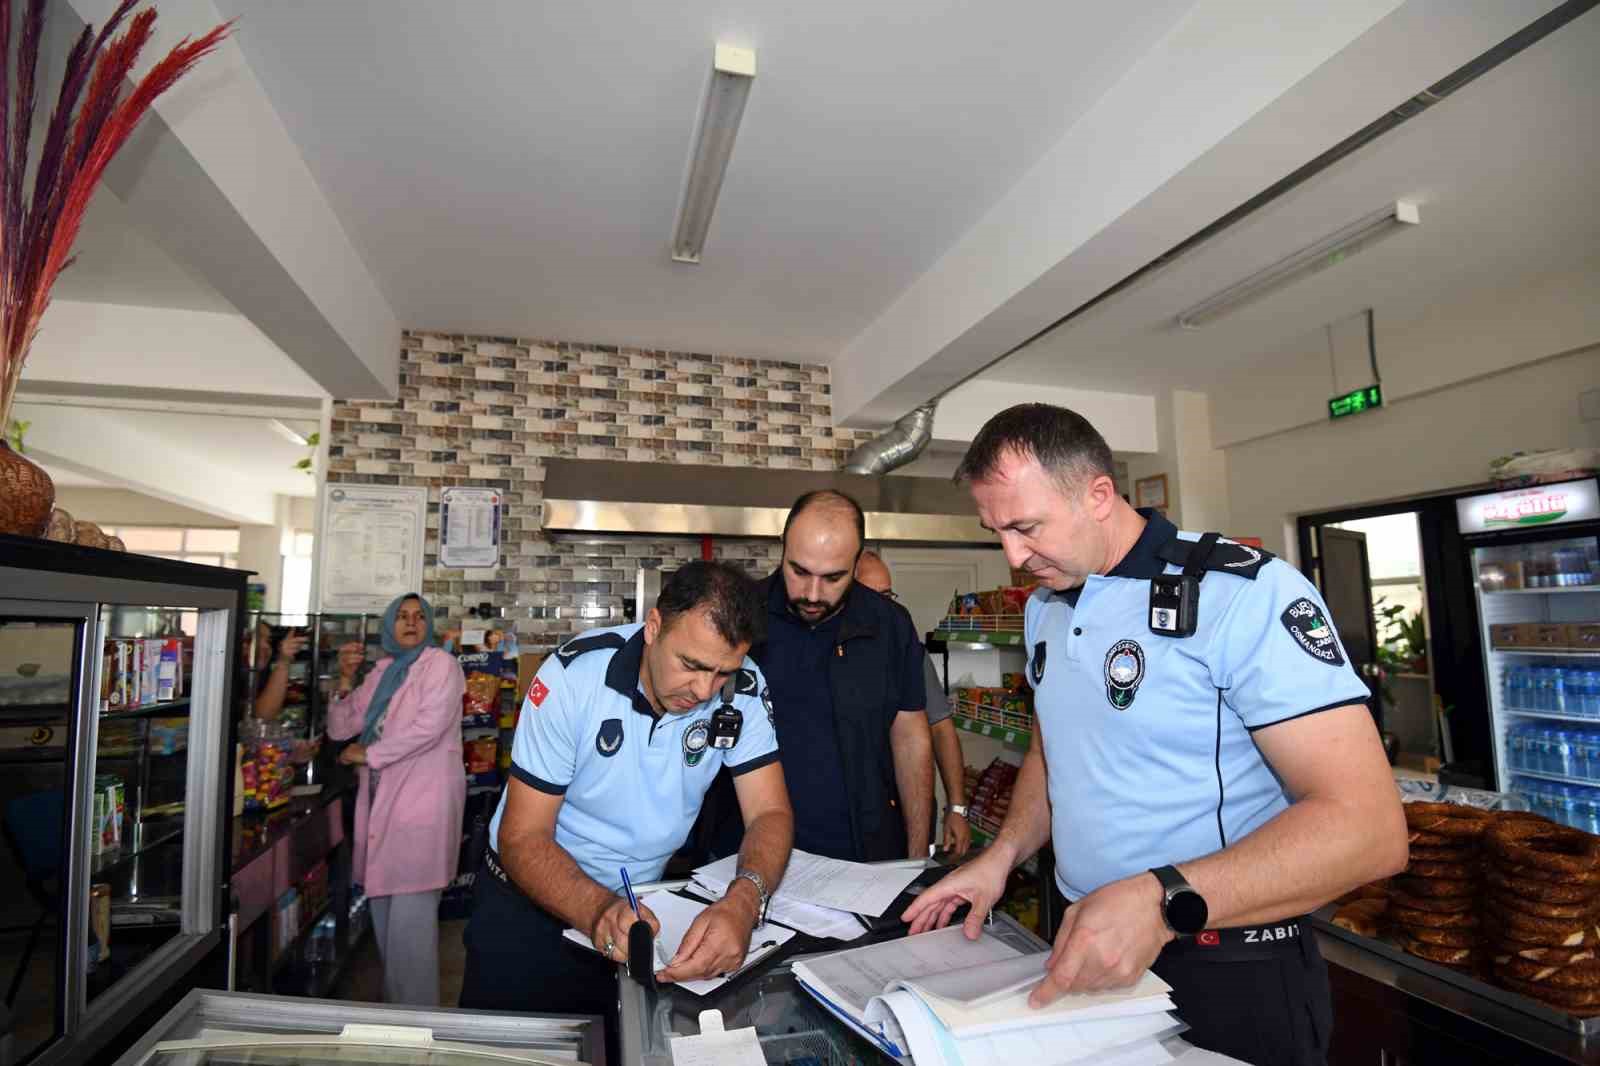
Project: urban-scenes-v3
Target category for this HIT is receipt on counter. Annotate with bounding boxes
[669,1009,766,1066]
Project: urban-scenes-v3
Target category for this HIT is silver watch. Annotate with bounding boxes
[733,869,770,927]
[947,805,969,817]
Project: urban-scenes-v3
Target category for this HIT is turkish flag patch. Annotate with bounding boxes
[529,679,550,707]
[1196,931,1220,947]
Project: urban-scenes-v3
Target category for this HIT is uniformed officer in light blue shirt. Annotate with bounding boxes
[908,404,1407,1066]
[460,561,793,1024]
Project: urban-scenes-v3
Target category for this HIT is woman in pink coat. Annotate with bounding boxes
[328,593,464,1006]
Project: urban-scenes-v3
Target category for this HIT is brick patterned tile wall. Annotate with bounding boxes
[327,331,876,650]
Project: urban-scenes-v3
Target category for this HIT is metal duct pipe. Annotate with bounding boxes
[841,401,938,475]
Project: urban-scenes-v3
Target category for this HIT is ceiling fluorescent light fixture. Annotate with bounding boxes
[1176,201,1420,329]
[670,43,756,264]
[269,418,311,447]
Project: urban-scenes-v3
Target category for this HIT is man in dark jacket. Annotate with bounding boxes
[707,490,934,861]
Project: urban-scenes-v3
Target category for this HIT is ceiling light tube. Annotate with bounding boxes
[1176,201,1420,329]
[269,418,311,447]
[670,44,756,264]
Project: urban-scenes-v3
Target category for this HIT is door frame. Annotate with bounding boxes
[1314,527,1382,728]
[1296,491,1491,778]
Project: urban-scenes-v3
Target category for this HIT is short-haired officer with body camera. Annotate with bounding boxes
[906,404,1407,1066]
[460,561,793,1027]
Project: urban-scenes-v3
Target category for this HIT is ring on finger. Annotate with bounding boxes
[603,937,616,959]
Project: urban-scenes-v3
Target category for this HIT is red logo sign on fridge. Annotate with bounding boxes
[1481,489,1570,528]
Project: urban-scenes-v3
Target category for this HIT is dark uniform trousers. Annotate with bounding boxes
[1151,917,1333,1066]
[459,850,620,1054]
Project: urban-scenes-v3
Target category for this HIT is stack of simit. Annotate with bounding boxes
[1390,801,1490,972]
[1485,815,1600,1016]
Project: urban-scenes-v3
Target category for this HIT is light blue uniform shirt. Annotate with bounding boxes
[488,623,779,891]
[1026,512,1370,902]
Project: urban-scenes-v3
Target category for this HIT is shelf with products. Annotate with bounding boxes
[1487,586,1600,595]
[1497,648,1600,658]
[951,712,1031,752]
[1505,708,1599,725]
[89,814,185,878]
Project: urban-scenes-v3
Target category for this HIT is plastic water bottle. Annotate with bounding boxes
[1557,730,1576,776]
[1528,779,1552,819]
[1584,787,1600,835]
[1506,726,1525,771]
[1553,786,1575,828]
[1586,671,1600,717]
[1572,731,1593,779]
[1505,665,1524,710]
[1541,728,1561,773]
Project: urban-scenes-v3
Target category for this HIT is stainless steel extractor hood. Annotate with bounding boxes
[539,460,994,544]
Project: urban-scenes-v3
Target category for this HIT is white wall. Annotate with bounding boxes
[53,488,233,528]
[1227,343,1600,556]
[1172,390,1231,533]
[1211,259,1600,448]
[1126,388,1181,526]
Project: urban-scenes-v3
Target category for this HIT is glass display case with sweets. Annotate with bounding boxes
[1,536,244,1066]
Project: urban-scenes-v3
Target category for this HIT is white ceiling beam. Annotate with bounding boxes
[14,401,278,525]
[16,380,323,421]
[28,299,326,397]
[829,0,1561,426]
[60,0,401,400]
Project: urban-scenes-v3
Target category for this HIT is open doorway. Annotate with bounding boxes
[1327,513,1436,770]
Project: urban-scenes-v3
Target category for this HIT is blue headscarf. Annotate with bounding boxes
[360,593,436,745]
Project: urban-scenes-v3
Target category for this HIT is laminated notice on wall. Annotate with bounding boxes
[439,487,502,569]
[319,485,428,613]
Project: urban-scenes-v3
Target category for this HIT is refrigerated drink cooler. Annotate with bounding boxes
[1460,478,1600,824]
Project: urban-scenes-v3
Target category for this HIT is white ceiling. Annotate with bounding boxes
[990,9,1600,392]
[211,0,1196,361]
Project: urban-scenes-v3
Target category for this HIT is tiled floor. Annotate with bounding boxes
[333,918,469,1007]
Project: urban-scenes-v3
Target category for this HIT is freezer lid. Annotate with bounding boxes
[1455,478,1600,535]
[140,1023,578,1065]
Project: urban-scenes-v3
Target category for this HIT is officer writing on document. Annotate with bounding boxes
[904,404,1407,1066]
[459,561,793,1022]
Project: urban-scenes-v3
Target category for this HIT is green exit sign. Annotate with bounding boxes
[1328,384,1383,419]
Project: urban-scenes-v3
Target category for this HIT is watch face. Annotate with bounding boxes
[1168,889,1209,936]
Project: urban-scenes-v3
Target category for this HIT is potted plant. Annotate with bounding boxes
[0,0,228,536]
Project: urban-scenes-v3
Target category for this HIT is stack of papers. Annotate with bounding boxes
[563,891,795,995]
[792,925,1183,1066]
[689,850,926,939]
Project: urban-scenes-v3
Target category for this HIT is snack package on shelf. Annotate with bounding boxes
[464,736,498,775]
[148,717,189,756]
[967,757,1019,837]
[458,651,505,723]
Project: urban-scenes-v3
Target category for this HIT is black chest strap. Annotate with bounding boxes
[1156,536,1274,579]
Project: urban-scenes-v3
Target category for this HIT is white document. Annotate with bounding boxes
[795,926,1026,1019]
[562,891,795,996]
[867,990,1182,1066]
[794,925,1174,1039]
[439,486,502,568]
[669,1010,766,1066]
[689,877,868,941]
[693,850,924,917]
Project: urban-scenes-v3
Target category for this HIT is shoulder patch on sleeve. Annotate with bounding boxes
[1156,537,1275,579]
[733,667,759,696]
[555,632,627,669]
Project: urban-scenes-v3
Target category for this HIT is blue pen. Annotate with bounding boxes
[620,866,640,915]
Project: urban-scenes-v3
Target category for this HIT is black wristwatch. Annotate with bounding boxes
[1150,865,1209,936]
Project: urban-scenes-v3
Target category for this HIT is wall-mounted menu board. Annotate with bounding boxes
[318,485,428,612]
